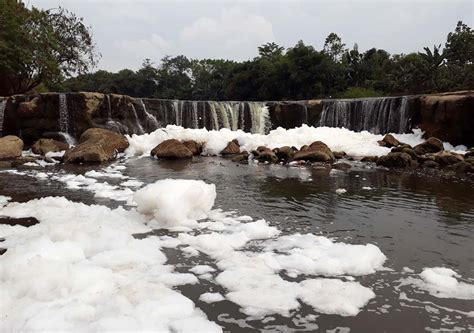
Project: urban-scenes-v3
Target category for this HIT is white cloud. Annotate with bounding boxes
[179,7,276,60]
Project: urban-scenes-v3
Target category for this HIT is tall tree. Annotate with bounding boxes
[0,0,98,96]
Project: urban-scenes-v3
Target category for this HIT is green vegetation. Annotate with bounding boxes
[0,0,472,99]
[0,0,98,96]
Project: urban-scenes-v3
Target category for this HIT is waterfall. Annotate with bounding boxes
[0,99,6,135]
[58,94,69,133]
[209,102,219,130]
[249,103,270,134]
[139,99,159,130]
[319,96,411,134]
[130,104,145,134]
[192,101,199,128]
[106,95,112,120]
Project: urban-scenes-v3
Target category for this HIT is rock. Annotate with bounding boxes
[150,139,193,159]
[0,136,23,160]
[11,156,38,167]
[361,156,379,163]
[333,151,347,159]
[332,162,352,171]
[252,146,278,163]
[448,161,474,174]
[378,134,400,148]
[64,128,129,163]
[464,148,474,159]
[32,138,69,155]
[182,140,202,156]
[432,151,464,167]
[221,139,240,155]
[465,156,474,165]
[414,137,444,155]
[376,152,413,168]
[391,144,412,152]
[232,151,249,163]
[273,146,297,162]
[401,147,418,160]
[293,150,333,163]
[422,160,439,168]
[293,141,335,163]
[308,141,335,161]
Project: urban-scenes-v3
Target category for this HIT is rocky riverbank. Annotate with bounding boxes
[1,126,472,178]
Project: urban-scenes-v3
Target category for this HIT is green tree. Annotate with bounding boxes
[0,0,98,96]
[323,33,346,62]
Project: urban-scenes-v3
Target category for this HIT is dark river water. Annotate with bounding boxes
[1,157,473,332]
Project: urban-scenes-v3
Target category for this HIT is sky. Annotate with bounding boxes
[29,0,473,72]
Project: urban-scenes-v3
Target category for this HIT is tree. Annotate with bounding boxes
[258,42,285,59]
[0,0,98,96]
[418,45,445,91]
[323,33,346,62]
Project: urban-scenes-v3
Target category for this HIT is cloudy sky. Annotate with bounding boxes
[29,0,473,72]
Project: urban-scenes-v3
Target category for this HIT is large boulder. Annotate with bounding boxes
[0,136,23,160]
[151,139,193,159]
[414,137,444,155]
[293,141,335,162]
[64,128,129,163]
[378,134,400,148]
[32,138,69,155]
[376,152,413,168]
[273,146,297,162]
[221,139,240,155]
[182,140,202,156]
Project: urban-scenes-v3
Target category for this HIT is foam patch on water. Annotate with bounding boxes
[0,195,11,207]
[134,179,216,226]
[0,197,221,332]
[400,267,474,300]
[125,125,464,158]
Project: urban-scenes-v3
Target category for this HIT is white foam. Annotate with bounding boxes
[199,293,225,303]
[0,195,11,207]
[0,197,221,332]
[190,265,215,275]
[401,267,474,300]
[134,179,216,226]
[125,125,465,158]
[336,188,347,194]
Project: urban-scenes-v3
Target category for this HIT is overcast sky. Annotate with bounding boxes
[29,0,473,72]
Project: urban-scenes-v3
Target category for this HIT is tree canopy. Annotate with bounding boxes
[0,0,98,96]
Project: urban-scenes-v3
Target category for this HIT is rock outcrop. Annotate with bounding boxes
[0,136,23,160]
[151,139,193,159]
[63,128,129,163]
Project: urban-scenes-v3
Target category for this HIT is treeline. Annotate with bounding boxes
[1,1,472,99]
[57,22,474,100]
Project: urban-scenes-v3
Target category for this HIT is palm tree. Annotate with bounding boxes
[419,44,446,91]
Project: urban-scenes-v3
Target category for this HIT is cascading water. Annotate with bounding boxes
[319,96,411,134]
[58,94,69,133]
[139,99,159,130]
[130,104,145,134]
[0,99,6,136]
[249,103,270,134]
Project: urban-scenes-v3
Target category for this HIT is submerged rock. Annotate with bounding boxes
[151,139,193,159]
[221,139,240,155]
[422,160,439,168]
[414,137,444,155]
[252,146,278,163]
[232,151,250,163]
[0,136,23,160]
[182,140,202,156]
[32,138,69,155]
[273,146,297,162]
[333,162,352,171]
[376,152,413,168]
[64,128,129,163]
[333,151,347,159]
[378,134,400,148]
[448,161,474,174]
